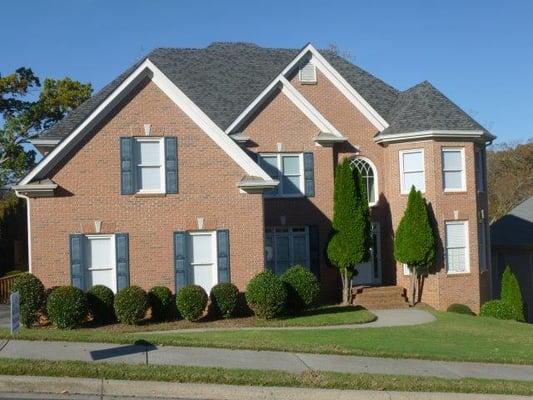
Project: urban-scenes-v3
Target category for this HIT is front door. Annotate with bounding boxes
[85,235,116,292]
[188,232,217,293]
[353,223,382,285]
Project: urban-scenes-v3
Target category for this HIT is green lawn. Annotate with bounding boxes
[2,311,533,365]
[1,358,533,396]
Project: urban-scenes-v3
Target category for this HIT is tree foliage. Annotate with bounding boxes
[500,265,525,322]
[327,158,371,304]
[394,186,436,305]
[487,140,533,223]
[0,67,92,186]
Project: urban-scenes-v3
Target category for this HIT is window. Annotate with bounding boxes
[445,221,469,274]
[399,149,425,193]
[299,62,317,84]
[135,137,165,193]
[476,149,485,192]
[442,148,466,191]
[258,153,304,197]
[350,157,378,205]
[187,232,218,293]
[479,220,488,272]
[84,235,116,292]
[265,227,310,275]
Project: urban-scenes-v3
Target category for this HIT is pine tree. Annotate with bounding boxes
[327,158,371,304]
[394,186,436,305]
[501,265,525,322]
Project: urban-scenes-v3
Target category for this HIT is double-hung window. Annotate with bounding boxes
[135,137,165,193]
[399,149,425,193]
[475,149,485,192]
[265,227,310,275]
[442,148,466,192]
[259,153,304,197]
[445,221,469,274]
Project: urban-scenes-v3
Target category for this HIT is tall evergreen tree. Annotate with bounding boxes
[327,158,371,304]
[394,186,436,305]
[501,265,525,322]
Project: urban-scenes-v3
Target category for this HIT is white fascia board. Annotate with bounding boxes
[20,59,271,185]
[225,43,388,134]
[374,130,485,144]
[29,138,61,146]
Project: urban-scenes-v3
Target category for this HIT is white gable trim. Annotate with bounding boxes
[20,59,271,185]
[225,43,388,134]
[374,130,486,144]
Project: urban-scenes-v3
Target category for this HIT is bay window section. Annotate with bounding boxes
[445,221,470,274]
[442,148,466,192]
[399,149,425,194]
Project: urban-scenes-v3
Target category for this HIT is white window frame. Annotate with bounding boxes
[403,263,411,276]
[442,147,466,192]
[258,153,305,198]
[445,220,470,274]
[134,137,166,194]
[265,226,311,273]
[399,149,425,194]
[349,156,379,206]
[188,231,218,290]
[298,62,317,84]
[84,234,117,293]
[475,148,486,193]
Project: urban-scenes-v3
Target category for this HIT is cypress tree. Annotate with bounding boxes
[501,265,525,322]
[394,186,436,305]
[327,158,371,304]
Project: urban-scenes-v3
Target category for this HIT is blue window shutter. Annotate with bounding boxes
[120,138,135,195]
[165,137,178,194]
[69,234,85,289]
[217,230,230,283]
[308,225,320,279]
[174,231,188,291]
[304,152,315,197]
[115,233,130,291]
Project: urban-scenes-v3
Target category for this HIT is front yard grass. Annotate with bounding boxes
[2,358,533,396]
[2,311,533,365]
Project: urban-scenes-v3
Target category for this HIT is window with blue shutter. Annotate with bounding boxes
[174,231,188,291]
[165,137,178,194]
[120,138,135,195]
[303,152,315,197]
[216,230,230,283]
[69,234,85,289]
[115,233,130,290]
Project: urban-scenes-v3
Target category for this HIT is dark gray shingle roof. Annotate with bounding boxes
[491,197,533,248]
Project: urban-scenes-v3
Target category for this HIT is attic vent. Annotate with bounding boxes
[299,62,317,84]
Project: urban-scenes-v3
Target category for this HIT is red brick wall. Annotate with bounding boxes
[29,79,265,292]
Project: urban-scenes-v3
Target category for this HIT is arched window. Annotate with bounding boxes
[350,157,378,205]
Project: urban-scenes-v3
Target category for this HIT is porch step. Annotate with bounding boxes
[352,285,409,309]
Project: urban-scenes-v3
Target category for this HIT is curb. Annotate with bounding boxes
[0,375,529,400]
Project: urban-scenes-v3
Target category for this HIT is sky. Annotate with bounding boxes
[2,0,532,143]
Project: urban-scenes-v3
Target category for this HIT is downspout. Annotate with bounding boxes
[14,191,31,274]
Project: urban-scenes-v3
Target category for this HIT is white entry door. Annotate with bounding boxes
[353,223,382,286]
[188,232,217,293]
[85,235,116,292]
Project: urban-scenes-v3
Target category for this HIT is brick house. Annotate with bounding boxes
[14,43,495,312]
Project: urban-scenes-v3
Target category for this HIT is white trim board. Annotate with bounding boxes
[225,43,389,134]
[374,130,486,144]
[20,59,272,185]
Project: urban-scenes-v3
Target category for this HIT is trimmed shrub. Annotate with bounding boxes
[501,265,525,322]
[245,271,287,319]
[114,286,148,325]
[281,265,320,313]
[480,300,516,321]
[87,285,115,324]
[148,286,174,322]
[447,303,474,315]
[46,286,88,329]
[176,285,208,322]
[11,273,46,328]
[210,283,239,318]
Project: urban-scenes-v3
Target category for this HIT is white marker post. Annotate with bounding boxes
[10,291,20,337]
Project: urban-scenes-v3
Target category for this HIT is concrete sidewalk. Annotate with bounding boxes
[1,338,533,382]
[0,375,530,400]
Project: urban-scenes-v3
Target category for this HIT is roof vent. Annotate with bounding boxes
[299,62,317,84]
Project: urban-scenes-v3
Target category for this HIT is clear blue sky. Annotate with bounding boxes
[2,0,532,143]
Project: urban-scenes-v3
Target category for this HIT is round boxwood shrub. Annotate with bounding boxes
[87,285,115,324]
[114,286,148,325]
[176,285,208,322]
[11,273,46,328]
[210,283,239,318]
[280,265,320,313]
[245,271,287,319]
[46,286,88,329]
[447,303,475,315]
[148,286,174,322]
[480,300,516,321]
